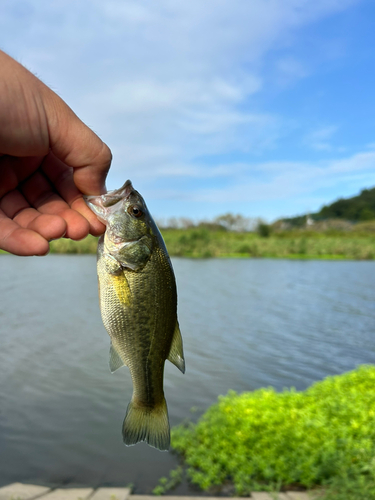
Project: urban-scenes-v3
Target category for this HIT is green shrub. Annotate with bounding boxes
[152,466,183,495]
[171,365,375,495]
[257,222,272,237]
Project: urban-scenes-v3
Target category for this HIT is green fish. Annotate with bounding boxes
[85,180,185,451]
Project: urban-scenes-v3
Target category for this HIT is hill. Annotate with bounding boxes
[283,186,375,227]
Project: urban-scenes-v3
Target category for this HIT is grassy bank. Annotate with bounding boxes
[0,223,372,259]
[45,227,375,260]
[161,228,375,259]
[169,365,375,499]
[49,234,99,254]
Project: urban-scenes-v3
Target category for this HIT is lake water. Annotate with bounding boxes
[0,256,374,492]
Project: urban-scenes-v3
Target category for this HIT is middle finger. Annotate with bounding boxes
[0,189,67,242]
[20,170,89,240]
[42,151,106,235]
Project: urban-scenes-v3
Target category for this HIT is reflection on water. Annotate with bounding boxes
[0,256,374,491]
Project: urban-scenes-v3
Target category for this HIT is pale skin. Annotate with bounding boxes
[0,50,112,256]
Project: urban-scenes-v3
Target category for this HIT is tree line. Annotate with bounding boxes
[283,186,375,227]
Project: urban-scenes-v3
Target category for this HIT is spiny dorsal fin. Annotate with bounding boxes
[109,343,126,373]
[167,321,185,374]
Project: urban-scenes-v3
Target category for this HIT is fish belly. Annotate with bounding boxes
[97,246,177,449]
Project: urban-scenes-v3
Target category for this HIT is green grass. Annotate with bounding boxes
[45,228,375,260]
[1,225,374,260]
[171,366,375,498]
[49,234,99,254]
[162,228,375,259]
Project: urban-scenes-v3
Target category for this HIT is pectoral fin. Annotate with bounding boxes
[167,321,185,374]
[109,343,126,373]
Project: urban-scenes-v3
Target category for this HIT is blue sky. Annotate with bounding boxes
[1,0,374,221]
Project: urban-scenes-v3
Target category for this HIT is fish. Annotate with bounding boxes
[85,180,185,451]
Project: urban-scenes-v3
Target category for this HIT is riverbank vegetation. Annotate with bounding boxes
[1,185,374,259]
[44,220,375,259]
[169,365,375,499]
[160,223,375,259]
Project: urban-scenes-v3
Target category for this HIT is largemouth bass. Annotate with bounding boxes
[85,180,185,451]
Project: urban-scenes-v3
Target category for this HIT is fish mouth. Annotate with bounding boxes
[85,180,134,208]
[84,180,134,222]
[103,180,134,206]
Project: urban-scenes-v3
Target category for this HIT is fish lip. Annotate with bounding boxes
[109,180,133,199]
[84,180,134,209]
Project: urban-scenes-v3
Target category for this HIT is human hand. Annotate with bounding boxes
[0,50,112,256]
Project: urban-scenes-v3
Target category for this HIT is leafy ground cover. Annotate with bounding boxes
[170,366,375,497]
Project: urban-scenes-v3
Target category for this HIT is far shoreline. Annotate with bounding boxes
[1,227,375,260]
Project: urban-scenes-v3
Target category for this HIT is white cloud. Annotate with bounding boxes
[0,0,363,219]
[304,125,339,151]
[1,0,358,150]
[143,150,375,206]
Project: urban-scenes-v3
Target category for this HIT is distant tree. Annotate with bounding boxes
[159,217,195,229]
[281,186,375,225]
[257,220,272,237]
[359,208,375,221]
[197,221,227,231]
[279,214,309,228]
[178,217,195,229]
[165,217,179,229]
[213,213,256,232]
[317,187,375,221]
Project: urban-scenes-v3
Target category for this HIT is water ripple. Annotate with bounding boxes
[0,256,374,491]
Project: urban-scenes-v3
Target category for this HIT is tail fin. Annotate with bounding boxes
[122,397,170,451]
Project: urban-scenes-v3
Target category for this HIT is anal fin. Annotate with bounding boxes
[167,321,185,374]
[109,343,125,373]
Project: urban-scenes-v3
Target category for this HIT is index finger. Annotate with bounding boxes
[42,151,106,236]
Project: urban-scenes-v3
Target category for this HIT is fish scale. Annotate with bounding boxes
[85,180,185,451]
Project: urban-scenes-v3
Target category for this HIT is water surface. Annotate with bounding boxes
[0,256,374,492]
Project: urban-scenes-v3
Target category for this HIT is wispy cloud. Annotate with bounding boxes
[143,150,375,219]
[304,126,339,151]
[275,57,310,86]
[1,0,357,152]
[0,0,366,220]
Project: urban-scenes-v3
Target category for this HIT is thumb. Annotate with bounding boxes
[0,50,112,196]
[44,91,112,195]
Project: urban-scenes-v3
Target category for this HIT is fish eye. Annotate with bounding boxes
[128,205,143,218]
